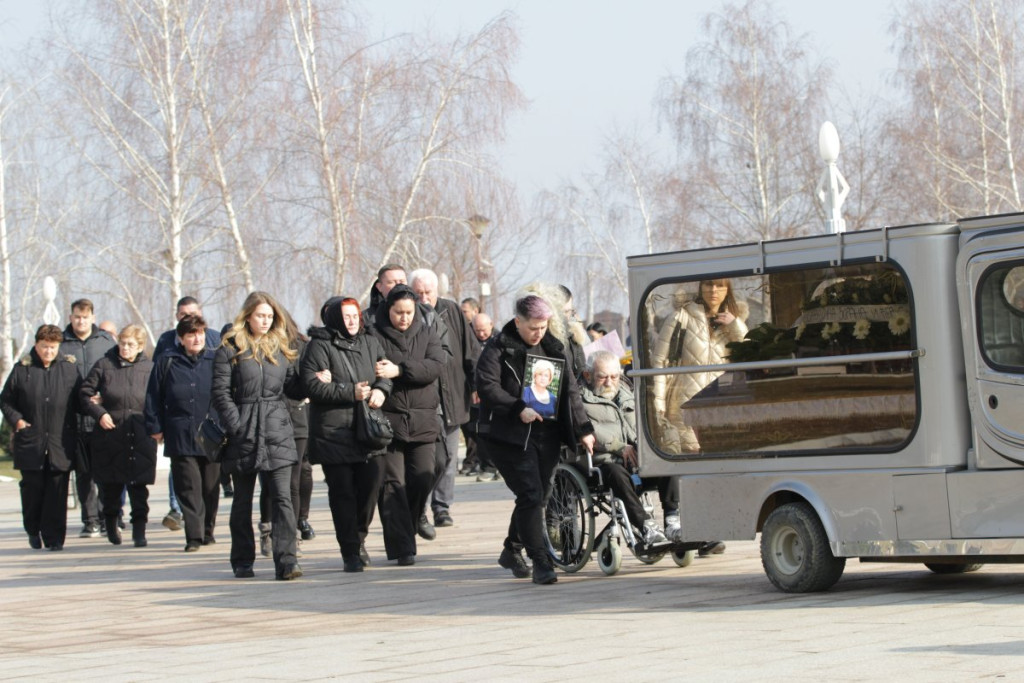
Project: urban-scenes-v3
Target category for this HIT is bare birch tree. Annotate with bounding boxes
[658,0,832,245]
[890,0,1024,218]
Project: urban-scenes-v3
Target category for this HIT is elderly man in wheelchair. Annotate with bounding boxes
[543,350,685,575]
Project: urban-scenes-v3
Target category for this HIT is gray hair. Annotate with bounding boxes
[586,350,619,372]
[408,268,439,291]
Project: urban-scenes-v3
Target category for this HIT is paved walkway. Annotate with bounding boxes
[3,472,1024,681]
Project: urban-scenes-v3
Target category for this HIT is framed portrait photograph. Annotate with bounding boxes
[523,354,565,420]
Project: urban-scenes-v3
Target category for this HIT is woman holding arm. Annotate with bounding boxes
[302,297,391,572]
[368,285,446,566]
[80,325,157,547]
[475,294,596,585]
[212,292,302,580]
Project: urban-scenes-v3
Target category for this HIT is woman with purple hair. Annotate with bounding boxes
[475,294,596,585]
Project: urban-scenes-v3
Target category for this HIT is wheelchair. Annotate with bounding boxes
[543,453,698,576]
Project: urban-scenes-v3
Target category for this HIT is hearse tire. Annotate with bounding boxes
[760,502,846,593]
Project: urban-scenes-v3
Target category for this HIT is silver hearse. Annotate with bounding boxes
[628,212,1024,592]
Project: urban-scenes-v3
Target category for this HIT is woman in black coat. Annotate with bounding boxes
[368,285,446,566]
[1,324,81,551]
[80,324,157,547]
[212,291,302,581]
[301,296,391,572]
[144,314,221,552]
[257,316,313,559]
[475,294,595,585]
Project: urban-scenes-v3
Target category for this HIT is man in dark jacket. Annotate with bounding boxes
[464,312,497,479]
[410,268,480,529]
[59,298,116,538]
[153,296,222,359]
[2,324,81,550]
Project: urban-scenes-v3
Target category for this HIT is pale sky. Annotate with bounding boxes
[2,0,899,194]
[367,0,900,193]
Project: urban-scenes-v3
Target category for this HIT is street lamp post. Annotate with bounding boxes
[466,213,491,314]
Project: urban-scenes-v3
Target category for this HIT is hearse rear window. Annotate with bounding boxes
[639,263,918,456]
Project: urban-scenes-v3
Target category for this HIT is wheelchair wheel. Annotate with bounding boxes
[596,531,623,576]
[634,547,667,565]
[545,463,595,573]
[672,547,696,568]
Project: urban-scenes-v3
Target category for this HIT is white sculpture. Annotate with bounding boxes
[816,121,849,234]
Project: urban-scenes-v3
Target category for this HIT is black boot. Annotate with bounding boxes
[532,559,557,585]
[106,516,122,545]
[132,523,147,548]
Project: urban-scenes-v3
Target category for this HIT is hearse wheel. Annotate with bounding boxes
[760,502,846,593]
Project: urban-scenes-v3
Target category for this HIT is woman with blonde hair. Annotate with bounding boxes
[80,324,157,547]
[212,292,304,580]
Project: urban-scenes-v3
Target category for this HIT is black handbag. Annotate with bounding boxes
[338,349,394,451]
[195,414,227,462]
[354,399,394,451]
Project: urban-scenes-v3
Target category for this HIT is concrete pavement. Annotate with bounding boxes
[3,472,1024,681]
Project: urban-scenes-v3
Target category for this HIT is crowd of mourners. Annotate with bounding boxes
[2,264,725,585]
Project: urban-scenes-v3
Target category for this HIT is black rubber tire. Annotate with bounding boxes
[544,464,595,573]
[760,502,846,593]
[924,562,985,574]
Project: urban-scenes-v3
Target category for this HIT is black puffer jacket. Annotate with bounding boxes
[369,313,445,444]
[80,347,157,485]
[212,341,301,474]
[475,319,594,450]
[0,350,80,472]
[301,326,392,464]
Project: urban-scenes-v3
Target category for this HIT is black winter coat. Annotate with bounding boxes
[435,298,480,428]
[369,315,445,443]
[286,338,310,441]
[1,350,80,472]
[475,319,594,450]
[144,346,217,458]
[59,324,115,433]
[301,326,392,464]
[80,347,157,485]
[212,341,301,474]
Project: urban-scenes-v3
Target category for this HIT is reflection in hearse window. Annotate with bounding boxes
[979,264,1024,369]
[641,264,917,457]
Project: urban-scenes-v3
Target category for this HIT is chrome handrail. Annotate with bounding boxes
[628,348,924,379]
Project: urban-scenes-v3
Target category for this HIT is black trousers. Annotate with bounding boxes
[597,461,647,530]
[231,466,296,570]
[99,482,150,526]
[322,459,383,559]
[377,439,435,560]
[259,438,312,525]
[75,436,100,525]
[20,466,70,547]
[656,476,679,513]
[170,456,220,544]
[482,427,561,567]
